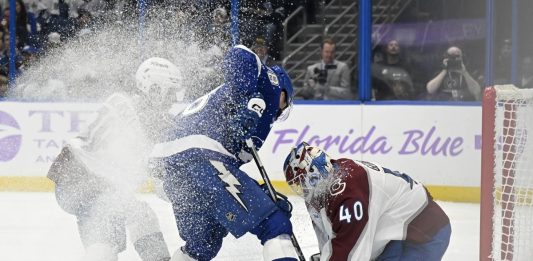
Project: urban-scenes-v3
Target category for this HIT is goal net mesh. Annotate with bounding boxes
[490,85,533,261]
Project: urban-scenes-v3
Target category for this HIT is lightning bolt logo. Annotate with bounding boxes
[210,160,248,212]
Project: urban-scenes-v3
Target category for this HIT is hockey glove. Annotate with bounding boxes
[260,184,293,218]
[227,92,265,158]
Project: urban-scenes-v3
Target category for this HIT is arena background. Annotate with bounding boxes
[0,0,531,202]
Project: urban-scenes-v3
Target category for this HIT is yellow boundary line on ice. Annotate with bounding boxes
[0,177,480,203]
[0,177,54,192]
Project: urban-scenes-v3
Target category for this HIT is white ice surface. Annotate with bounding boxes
[0,193,479,261]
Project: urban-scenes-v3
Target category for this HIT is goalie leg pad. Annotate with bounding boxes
[263,234,298,261]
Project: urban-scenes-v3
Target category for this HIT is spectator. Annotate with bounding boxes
[494,38,512,85]
[26,0,48,16]
[0,36,7,97]
[1,0,30,49]
[75,8,94,38]
[372,39,416,100]
[299,38,353,100]
[426,46,481,101]
[0,31,9,71]
[0,28,6,56]
[263,0,286,61]
[19,45,40,73]
[19,45,39,72]
[520,56,533,88]
[0,72,7,97]
[46,31,62,50]
[240,0,269,47]
[43,0,76,40]
[0,34,22,77]
[251,36,277,66]
[492,38,533,88]
[208,7,231,51]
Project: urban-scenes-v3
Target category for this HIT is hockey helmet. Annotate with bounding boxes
[270,65,294,121]
[283,142,333,197]
[135,57,183,105]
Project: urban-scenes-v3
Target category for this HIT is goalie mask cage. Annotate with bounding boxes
[480,85,533,261]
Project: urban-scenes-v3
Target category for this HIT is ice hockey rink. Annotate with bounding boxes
[0,192,479,261]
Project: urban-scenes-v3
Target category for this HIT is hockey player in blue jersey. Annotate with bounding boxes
[150,45,297,261]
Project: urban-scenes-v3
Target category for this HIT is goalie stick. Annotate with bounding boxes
[245,139,306,261]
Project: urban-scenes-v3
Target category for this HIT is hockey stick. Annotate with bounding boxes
[245,139,306,261]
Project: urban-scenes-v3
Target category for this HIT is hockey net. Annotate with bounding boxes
[480,85,533,261]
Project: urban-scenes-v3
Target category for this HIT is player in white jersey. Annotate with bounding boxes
[47,57,183,261]
[283,142,451,261]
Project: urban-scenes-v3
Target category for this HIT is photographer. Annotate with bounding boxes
[426,46,481,101]
[372,39,416,100]
[299,38,353,100]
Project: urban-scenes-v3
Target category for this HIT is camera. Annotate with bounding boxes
[313,64,337,85]
[445,54,462,71]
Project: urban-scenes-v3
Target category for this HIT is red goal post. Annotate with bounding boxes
[480,85,533,261]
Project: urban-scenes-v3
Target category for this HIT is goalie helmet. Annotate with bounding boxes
[283,142,333,197]
[135,57,183,105]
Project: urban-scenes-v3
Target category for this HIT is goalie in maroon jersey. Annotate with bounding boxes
[283,142,451,261]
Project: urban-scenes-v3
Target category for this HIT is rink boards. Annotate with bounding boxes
[0,101,482,202]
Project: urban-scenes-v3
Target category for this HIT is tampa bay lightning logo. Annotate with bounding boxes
[210,160,249,212]
[267,69,279,86]
[0,111,22,162]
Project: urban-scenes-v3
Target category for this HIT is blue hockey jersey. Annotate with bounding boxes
[151,45,284,162]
